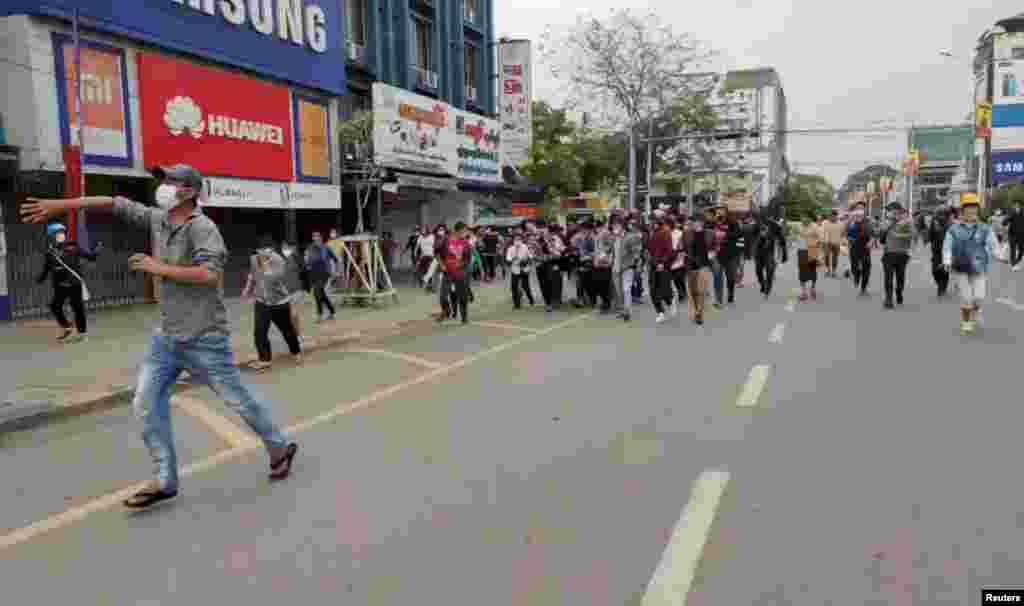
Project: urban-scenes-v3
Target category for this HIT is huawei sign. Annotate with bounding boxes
[138,52,294,181]
[163,96,285,145]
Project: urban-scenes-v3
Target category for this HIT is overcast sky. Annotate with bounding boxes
[495,0,1020,188]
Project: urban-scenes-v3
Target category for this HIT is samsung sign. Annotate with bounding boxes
[2,0,346,94]
[172,0,327,54]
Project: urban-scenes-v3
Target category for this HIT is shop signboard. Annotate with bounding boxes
[721,191,752,213]
[52,35,133,166]
[453,109,501,183]
[498,39,533,168]
[372,82,455,176]
[4,0,346,94]
[286,182,340,209]
[138,52,294,181]
[293,94,332,183]
[201,177,286,208]
[992,150,1024,186]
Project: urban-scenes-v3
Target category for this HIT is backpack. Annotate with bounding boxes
[951,225,980,275]
[444,239,469,278]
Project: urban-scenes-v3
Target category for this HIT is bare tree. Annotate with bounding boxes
[539,9,718,128]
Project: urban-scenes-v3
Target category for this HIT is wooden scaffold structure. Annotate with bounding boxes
[333,157,398,307]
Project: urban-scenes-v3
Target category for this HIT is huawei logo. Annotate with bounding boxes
[164,96,205,139]
[161,95,285,146]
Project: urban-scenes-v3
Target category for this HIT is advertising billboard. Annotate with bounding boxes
[293,95,331,183]
[453,109,501,183]
[498,40,532,168]
[992,150,1024,186]
[201,177,286,208]
[138,52,294,182]
[52,35,133,167]
[909,126,973,164]
[372,82,455,175]
[5,0,345,94]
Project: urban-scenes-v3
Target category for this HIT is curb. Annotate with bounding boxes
[0,288,512,436]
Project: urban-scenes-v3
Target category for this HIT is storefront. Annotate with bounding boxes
[0,1,346,307]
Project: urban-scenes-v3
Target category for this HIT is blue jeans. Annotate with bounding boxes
[133,334,288,492]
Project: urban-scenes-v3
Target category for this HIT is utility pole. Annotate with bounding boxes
[645,118,654,215]
[628,125,636,212]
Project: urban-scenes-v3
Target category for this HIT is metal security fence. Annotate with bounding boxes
[3,171,150,320]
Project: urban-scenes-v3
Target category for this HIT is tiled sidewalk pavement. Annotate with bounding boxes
[0,280,513,431]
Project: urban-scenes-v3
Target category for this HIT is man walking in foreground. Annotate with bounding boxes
[21,165,298,509]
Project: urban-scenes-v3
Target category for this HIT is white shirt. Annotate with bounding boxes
[417,234,436,258]
[505,241,533,275]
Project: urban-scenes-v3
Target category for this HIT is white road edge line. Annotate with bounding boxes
[472,321,541,334]
[0,312,596,552]
[736,364,772,408]
[348,348,444,369]
[768,323,785,344]
[784,302,796,313]
[641,469,731,606]
[174,395,259,449]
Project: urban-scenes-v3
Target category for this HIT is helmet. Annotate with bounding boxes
[47,223,67,239]
[959,193,980,209]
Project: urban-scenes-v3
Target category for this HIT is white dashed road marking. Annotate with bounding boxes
[641,469,731,606]
[736,365,772,408]
[768,323,785,344]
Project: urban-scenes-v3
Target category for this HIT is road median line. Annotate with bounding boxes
[173,395,260,449]
[0,312,595,552]
[641,469,731,606]
[736,364,771,408]
[347,348,444,369]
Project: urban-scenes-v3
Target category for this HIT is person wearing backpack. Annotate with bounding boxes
[879,202,914,309]
[943,197,994,335]
[752,211,788,298]
[437,222,474,324]
[847,202,875,296]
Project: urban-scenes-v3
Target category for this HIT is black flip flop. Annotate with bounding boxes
[123,488,178,509]
[269,443,298,481]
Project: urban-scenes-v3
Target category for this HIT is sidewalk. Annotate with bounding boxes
[0,280,512,432]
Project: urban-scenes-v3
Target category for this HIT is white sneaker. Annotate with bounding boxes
[671,301,679,317]
[656,313,666,324]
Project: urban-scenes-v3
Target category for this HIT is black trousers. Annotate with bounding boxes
[312,282,334,317]
[670,268,688,302]
[589,268,613,309]
[755,255,777,295]
[721,256,740,303]
[511,272,535,308]
[51,282,87,333]
[482,254,498,280]
[650,269,674,314]
[882,252,909,303]
[254,301,301,362]
[932,262,950,295]
[575,269,592,305]
[850,249,872,291]
[537,263,562,307]
[1012,236,1024,266]
[448,276,469,320]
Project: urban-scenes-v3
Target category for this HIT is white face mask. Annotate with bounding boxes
[155,184,179,209]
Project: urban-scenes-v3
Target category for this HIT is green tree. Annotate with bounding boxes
[782,174,834,222]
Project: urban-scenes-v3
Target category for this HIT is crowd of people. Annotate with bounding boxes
[402,193,1004,337]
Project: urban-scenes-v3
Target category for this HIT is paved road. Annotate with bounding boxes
[2,249,1023,605]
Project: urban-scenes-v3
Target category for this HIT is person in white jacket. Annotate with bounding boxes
[505,229,535,308]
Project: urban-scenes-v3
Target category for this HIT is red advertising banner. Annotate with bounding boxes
[137,53,294,182]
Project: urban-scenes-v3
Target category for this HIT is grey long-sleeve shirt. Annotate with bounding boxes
[113,197,230,340]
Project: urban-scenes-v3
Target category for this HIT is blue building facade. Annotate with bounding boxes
[341,0,496,119]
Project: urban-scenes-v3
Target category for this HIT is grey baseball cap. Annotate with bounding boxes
[151,164,203,192]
